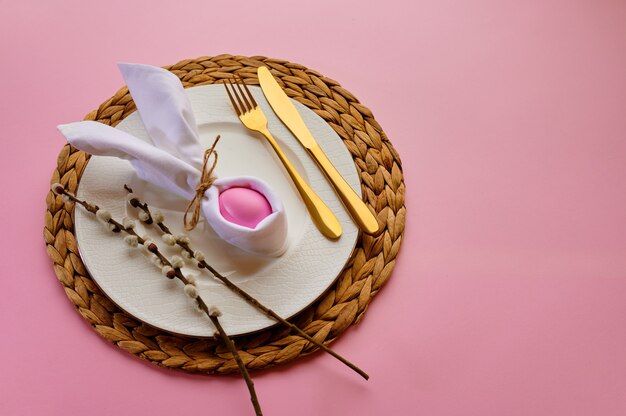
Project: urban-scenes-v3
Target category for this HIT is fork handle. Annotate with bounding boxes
[259,128,342,239]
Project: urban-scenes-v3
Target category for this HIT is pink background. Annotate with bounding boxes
[2,0,626,415]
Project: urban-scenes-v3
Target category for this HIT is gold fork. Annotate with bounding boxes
[224,77,342,239]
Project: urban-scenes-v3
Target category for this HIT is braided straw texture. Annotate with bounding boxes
[44,55,405,374]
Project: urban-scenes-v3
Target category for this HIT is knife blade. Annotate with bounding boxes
[258,66,379,234]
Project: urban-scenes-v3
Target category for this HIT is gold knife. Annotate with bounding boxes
[258,66,379,234]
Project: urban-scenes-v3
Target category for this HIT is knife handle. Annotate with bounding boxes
[259,128,342,239]
[308,145,379,235]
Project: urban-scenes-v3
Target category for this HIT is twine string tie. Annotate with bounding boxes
[184,135,221,231]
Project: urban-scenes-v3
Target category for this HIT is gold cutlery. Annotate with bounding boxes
[257,67,379,235]
[223,77,342,239]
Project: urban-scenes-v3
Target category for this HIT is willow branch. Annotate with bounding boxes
[52,184,263,416]
[125,185,369,380]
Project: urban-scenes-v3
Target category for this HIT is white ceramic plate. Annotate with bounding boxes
[75,85,360,337]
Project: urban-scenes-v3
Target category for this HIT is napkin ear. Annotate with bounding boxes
[58,121,199,200]
[118,63,205,170]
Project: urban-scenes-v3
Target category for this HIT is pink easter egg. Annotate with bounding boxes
[218,187,272,229]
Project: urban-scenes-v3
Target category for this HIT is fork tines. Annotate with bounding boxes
[223,76,258,116]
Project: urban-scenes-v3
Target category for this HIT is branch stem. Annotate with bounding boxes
[56,186,264,415]
[125,186,369,380]
[204,303,263,416]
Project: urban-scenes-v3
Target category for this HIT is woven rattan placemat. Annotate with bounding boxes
[44,55,405,374]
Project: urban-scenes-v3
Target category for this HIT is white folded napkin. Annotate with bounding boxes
[58,63,288,257]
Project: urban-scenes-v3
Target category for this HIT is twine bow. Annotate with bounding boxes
[184,135,221,231]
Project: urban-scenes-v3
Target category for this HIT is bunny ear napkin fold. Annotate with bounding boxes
[58,63,288,257]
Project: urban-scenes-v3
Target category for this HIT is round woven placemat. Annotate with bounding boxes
[44,55,405,374]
